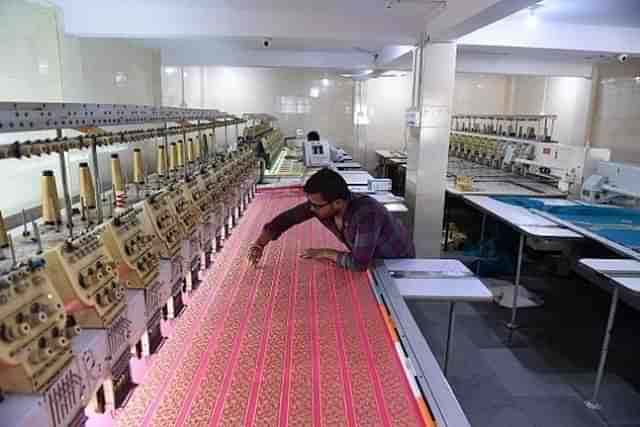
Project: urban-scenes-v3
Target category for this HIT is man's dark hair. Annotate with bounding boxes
[307,131,320,141]
[304,168,350,202]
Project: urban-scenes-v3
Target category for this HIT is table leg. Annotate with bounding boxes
[476,213,487,275]
[507,234,525,341]
[443,207,450,252]
[586,284,620,410]
[444,302,456,377]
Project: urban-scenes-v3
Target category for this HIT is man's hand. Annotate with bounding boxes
[301,248,339,262]
[247,243,265,266]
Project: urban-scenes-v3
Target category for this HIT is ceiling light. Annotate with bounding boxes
[363,69,374,75]
[526,6,539,29]
[526,3,542,30]
[381,70,408,77]
[340,74,353,78]
[310,87,320,98]
[322,78,330,87]
[165,67,176,75]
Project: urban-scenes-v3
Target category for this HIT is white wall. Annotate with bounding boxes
[360,75,413,171]
[0,1,163,218]
[0,0,64,102]
[62,37,161,105]
[163,66,354,150]
[451,73,591,145]
[542,77,591,146]
[453,73,510,114]
[591,59,640,162]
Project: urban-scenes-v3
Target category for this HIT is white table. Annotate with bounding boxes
[579,258,640,411]
[384,259,493,375]
[462,196,583,340]
[332,161,362,170]
[340,172,373,186]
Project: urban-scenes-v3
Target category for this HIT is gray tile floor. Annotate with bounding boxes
[408,274,640,427]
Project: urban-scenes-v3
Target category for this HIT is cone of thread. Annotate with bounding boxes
[187,139,194,162]
[110,154,125,192]
[157,145,167,176]
[79,162,96,209]
[41,170,61,225]
[202,134,209,158]
[194,138,201,160]
[169,143,178,171]
[133,148,145,184]
[0,210,8,248]
[177,141,185,167]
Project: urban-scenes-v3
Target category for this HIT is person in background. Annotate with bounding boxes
[247,168,415,271]
[307,130,320,142]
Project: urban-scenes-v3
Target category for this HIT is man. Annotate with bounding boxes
[247,168,415,271]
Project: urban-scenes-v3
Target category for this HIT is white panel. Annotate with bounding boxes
[543,76,591,146]
[0,0,63,102]
[453,73,509,114]
[363,74,413,173]
[172,67,354,148]
[591,61,640,162]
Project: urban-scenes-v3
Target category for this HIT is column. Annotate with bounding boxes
[405,41,457,257]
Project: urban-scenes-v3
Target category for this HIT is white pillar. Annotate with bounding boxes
[406,41,457,257]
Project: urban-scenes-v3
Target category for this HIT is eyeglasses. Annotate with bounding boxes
[307,199,331,210]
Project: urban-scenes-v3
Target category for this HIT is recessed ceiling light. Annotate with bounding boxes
[526,7,538,29]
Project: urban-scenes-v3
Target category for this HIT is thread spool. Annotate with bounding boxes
[133,148,145,184]
[177,140,185,167]
[202,134,209,158]
[41,170,61,226]
[0,210,8,248]
[110,154,127,211]
[194,138,201,161]
[79,162,96,210]
[157,145,167,176]
[187,139,194,163]
[169,143,178,171]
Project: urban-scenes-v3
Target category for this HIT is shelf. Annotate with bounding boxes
[451,131,557,145]
[452,113,558,121]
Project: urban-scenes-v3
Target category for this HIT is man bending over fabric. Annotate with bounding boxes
[247,168,415,271]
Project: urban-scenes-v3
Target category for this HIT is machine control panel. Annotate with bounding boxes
[0,261,76,393]
[136,192,183,259]
[166,184,201,236]
[100,207,160,290]
[43,231,126,329]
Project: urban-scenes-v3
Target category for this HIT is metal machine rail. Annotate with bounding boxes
[0,102,240,134]
[372,263,471,427]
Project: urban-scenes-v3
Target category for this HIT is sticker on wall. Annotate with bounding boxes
[420,105,449,128]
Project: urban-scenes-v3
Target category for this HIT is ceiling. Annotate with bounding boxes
[48,0,640,73]
[525,0,640,28]
[125,0,445,18]
[458,45,621,61]
[458,0,640,56]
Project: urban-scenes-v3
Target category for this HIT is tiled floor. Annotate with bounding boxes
[409,274,640,427]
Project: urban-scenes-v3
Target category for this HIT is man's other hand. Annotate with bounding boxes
[247,244,264,266]
[301,248,338,262]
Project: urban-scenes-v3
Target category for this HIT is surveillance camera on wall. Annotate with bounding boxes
[385,0,393,8]
[617,53,629,63]
[263,38,272,48]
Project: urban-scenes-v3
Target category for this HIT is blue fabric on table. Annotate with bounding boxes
[493,196,640,251]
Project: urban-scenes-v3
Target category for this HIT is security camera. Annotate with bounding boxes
[617,53,629,63]
[385,0,393,8]
[263,38,272,48]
